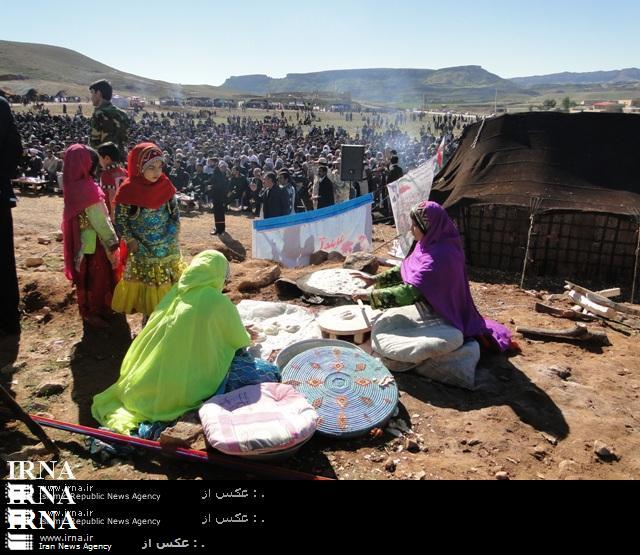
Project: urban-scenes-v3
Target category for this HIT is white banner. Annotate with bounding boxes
[253,194,374,268]
[386,157,437,257]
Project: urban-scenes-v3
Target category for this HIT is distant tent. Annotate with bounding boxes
[431,112,640,285]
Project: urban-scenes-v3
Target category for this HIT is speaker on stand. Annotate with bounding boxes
[341,145,365,198]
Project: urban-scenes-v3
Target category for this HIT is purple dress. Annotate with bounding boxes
[401,202,512,352]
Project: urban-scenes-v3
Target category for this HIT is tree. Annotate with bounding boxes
[562,96,575,111]
[542,99,557,111]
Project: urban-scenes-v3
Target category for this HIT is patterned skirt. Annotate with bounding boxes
[111,252,185,316]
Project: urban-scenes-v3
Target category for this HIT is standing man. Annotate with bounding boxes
[278,169,297,215]
[387,155,404,185]
[314,164,335,210]
[259,172,290,219]
[89,80,130,157]
[210,162,230,236]
[0,97,23,335]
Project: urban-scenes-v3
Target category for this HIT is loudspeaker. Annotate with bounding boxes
[341,145,365,182]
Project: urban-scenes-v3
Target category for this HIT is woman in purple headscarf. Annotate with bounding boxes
[353,201,513,353]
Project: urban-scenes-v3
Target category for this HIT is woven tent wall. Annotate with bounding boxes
[451,205,639,284]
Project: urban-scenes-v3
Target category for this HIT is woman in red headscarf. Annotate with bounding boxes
[62,144,121,328]
[111,143,185,318]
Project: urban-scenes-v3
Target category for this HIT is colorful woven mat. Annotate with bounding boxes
[281,346,399,439]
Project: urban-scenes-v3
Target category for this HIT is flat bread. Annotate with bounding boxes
[297,269,373,298]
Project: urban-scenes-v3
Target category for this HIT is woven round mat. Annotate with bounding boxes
[281,346,399,439]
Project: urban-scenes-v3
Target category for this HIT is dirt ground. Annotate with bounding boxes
[2,194,639,481]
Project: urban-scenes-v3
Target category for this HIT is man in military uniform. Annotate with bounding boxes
[89,80,130,157]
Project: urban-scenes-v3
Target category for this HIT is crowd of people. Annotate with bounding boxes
[11,81,474,227]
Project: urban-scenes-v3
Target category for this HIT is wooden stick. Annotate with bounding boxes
[516,324,610,345]
[566,282,640,317]
[534,303,597,322]
[596,288,621,299]
[0,385,59,455]
[566,290,618,319]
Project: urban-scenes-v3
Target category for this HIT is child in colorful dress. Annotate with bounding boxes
[111,142,185,319]
[62,144,121,329]
[97,142,127,220]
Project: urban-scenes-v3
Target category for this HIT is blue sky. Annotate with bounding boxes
[2,0,639,85]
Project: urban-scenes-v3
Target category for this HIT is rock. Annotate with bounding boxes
[310,250,329,266]
[8,443,52,461]
[532,445,548,461]
[343,252,379,274]
[210,243,245,263]
[25,257,45,268]
[42,307,52,316]
[495,471,510,481]
[160,422,204,449]
[414,471,427,481]
[35,381,66,397]
[237,265,281,293]
[468,439,482,447]
[370,452,386,463]
[593,441,619,462]
[541,433,558,446]
[549,366,572,381]
[384,459,397,473]
[405,438,421,453]
[37,237,51,245]
[327,251,346,263]
[54,231,64,242]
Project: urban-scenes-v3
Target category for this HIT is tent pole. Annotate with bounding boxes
[520,197,543,290]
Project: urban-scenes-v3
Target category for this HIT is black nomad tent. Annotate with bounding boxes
[431,112,640,286]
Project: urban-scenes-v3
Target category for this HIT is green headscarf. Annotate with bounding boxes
[92,251,250,435]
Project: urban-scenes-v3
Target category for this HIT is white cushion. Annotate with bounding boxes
[372,304,464,364]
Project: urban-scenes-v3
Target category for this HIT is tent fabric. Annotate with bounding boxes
[431,112,640,216]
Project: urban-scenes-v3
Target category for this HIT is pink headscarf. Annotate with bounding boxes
[62,144,105,281]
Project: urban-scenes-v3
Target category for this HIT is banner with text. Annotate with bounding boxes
[386,157,437,257]
[253,195,373,268]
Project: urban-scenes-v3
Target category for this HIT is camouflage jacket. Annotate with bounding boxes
[90,102,130,154]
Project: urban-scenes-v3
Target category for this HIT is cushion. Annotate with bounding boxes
[199,383,318,456]
[414,340,481,390]
[372,304,464,364]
